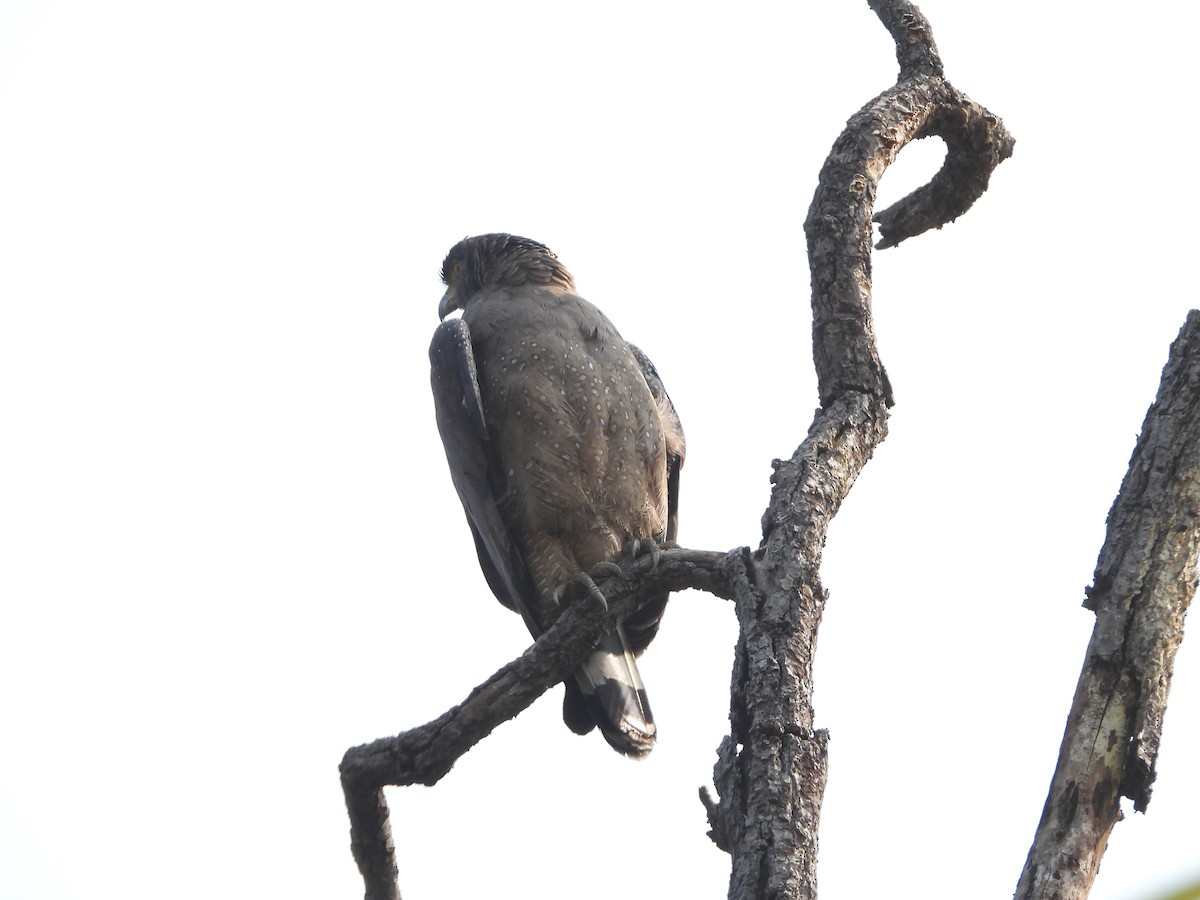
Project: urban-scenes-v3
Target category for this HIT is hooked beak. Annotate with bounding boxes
[437,288,460,320]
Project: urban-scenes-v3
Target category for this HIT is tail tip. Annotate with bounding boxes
[600,719,656,759]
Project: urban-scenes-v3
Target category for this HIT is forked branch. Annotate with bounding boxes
[340,2,1016,898]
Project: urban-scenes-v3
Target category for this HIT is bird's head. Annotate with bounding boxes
[438,233,576,319]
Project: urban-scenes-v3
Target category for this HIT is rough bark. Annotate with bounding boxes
[1015,312,1200,900]
[700,3,1014,897]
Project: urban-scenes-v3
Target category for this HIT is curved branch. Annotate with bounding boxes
[707,3,1013,897]
[864,0,1015,250]
[1016,311,1200,900]
[872,92,1015,249]
[339,547,740,900]
[805,72,1013,405]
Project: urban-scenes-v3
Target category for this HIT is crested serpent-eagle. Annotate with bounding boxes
[429,233,685,757]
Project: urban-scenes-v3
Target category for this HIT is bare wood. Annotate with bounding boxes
[703,3,1013,897]
[1016,311,1200,900]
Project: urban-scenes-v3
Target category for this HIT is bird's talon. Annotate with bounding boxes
[572,572,609,611]
[591,561,624,579]
[625,536,675,571]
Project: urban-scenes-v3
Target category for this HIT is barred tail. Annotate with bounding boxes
[561,626,655,758]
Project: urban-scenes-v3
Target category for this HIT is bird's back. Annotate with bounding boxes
[465,286,672,621]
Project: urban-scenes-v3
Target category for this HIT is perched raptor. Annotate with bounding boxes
[429,234,685,757]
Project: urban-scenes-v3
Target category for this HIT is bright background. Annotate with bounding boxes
[2,2,1197,898]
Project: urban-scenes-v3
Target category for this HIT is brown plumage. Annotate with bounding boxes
[429,233,684,756]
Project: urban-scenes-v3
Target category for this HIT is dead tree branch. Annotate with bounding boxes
[699,3,1013,897]
[1016,311,1200,900]
[339,548,739,900]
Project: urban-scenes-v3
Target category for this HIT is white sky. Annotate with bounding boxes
[2,2,1197,899]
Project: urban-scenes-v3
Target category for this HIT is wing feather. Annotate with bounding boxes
[623,343,685,655]
[429,318,541,634]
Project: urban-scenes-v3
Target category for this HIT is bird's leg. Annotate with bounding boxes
[559,540,677,612]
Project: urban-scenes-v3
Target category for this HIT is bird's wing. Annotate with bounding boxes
[429,318,542,636]
[629,343,685,534]
[623,343,686,655]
